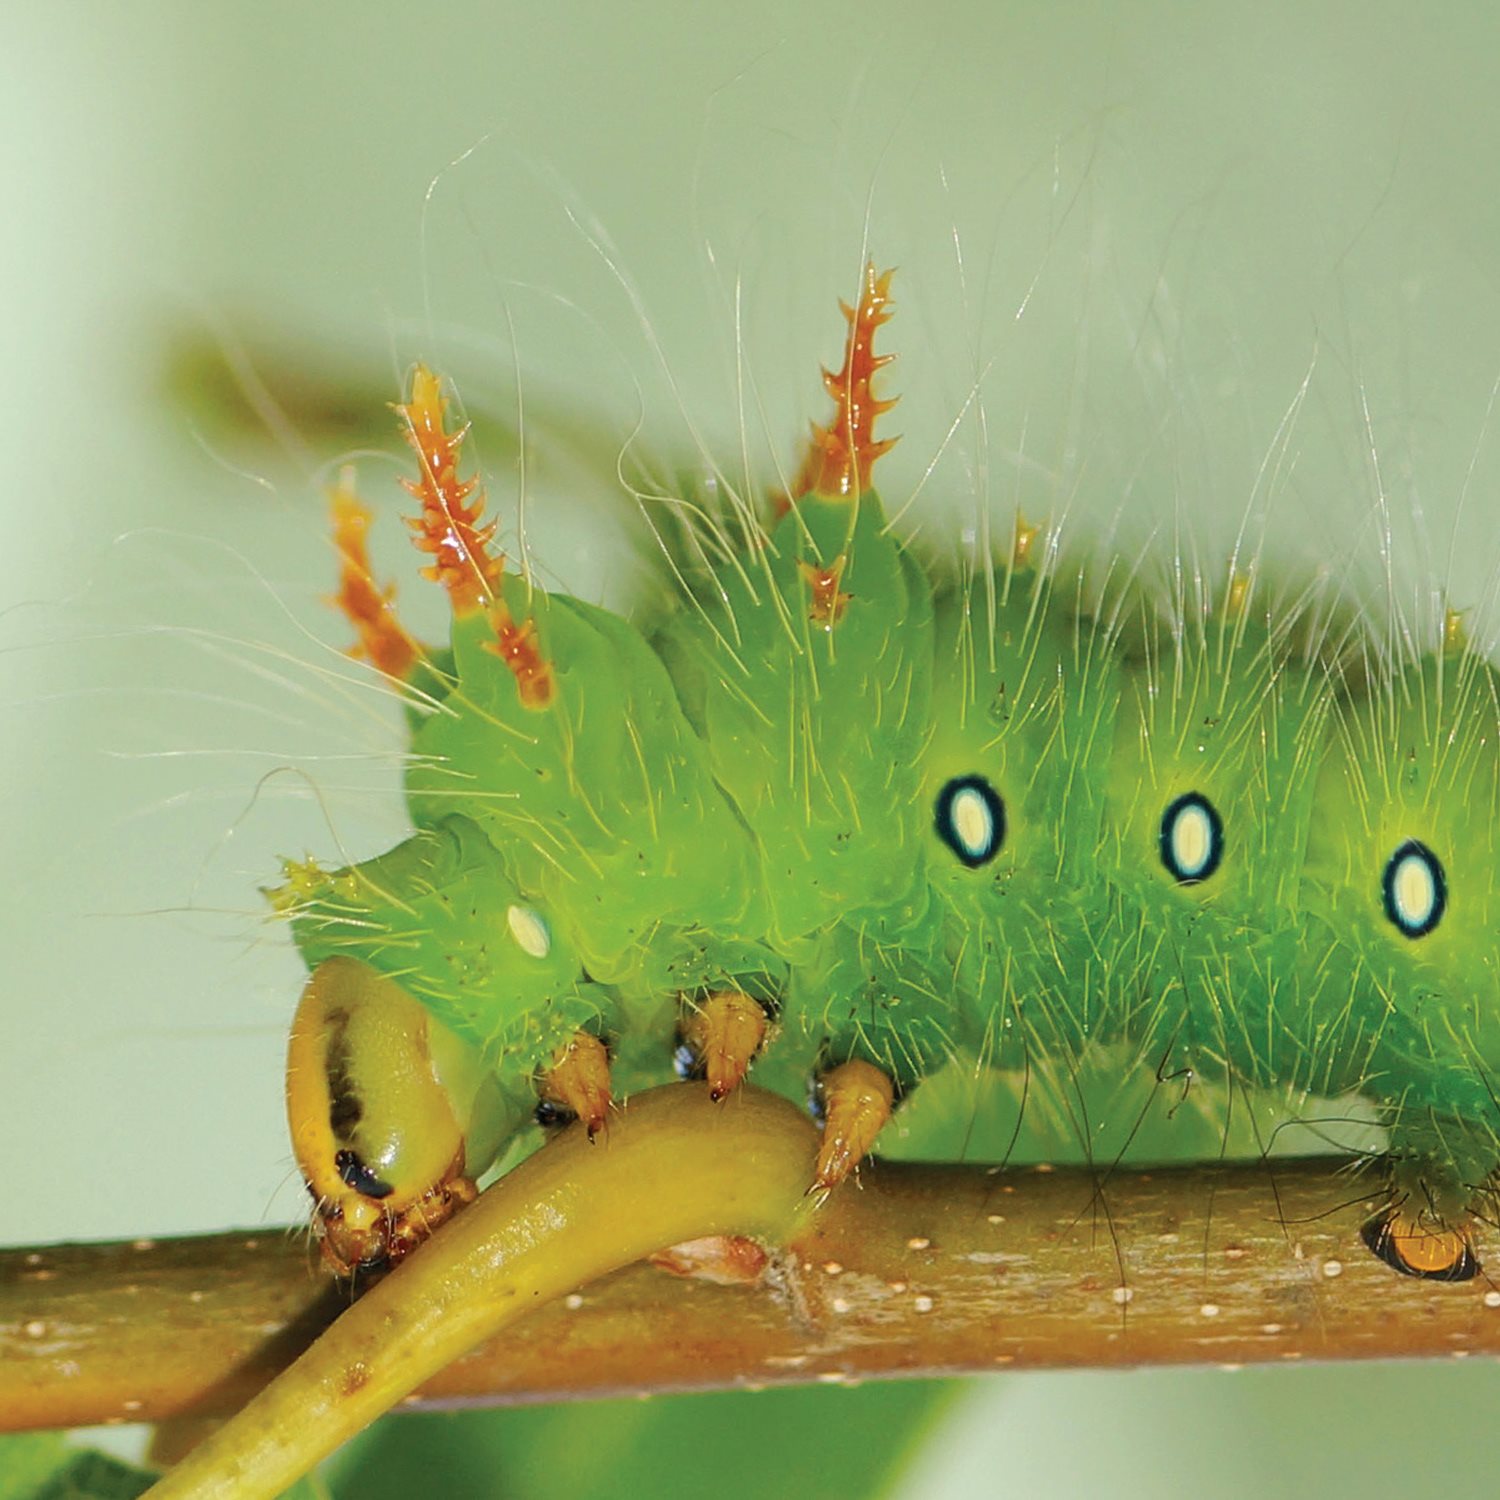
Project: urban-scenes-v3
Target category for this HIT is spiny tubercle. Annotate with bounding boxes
[792,263,899,502]
[396,365,553,708]
[329,467,422,680]
[398,365,504,615]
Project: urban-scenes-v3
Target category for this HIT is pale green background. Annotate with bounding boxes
[5,3,1500,1496]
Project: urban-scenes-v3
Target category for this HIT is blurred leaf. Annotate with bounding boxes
[0,1434,152,1500]
[0,1433,331,1500]
[330,1381,959,1500]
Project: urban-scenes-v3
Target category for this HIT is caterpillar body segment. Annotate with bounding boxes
[1098,604,1341,1099]
[275,817,604,1083]
[277,263,1500,1299]
[406,584,773,998]
[1306,643,1500,1231]
[920,558,1127,1070]
[924,546,1495,1272]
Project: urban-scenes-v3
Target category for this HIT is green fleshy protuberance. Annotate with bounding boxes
[272,815,602,1076]
[404,578,775,999]
[661,490,936,949]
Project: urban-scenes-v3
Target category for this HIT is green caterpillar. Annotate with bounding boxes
[277,263,1496,1293]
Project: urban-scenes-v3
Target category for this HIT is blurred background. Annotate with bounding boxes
[6,2,1500,1494]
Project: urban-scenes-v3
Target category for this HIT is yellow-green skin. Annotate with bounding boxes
[279,482,1500,1234]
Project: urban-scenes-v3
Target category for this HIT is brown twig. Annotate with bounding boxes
[5,1151,1496,1435]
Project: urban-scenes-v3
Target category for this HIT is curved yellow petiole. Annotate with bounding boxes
[144,1084,820,1500]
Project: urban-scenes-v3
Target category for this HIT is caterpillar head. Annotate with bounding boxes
[285,957,512,1274]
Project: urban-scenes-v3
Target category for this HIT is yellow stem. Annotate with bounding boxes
[143,1084,818,1500]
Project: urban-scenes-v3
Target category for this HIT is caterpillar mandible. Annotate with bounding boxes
[144,262,1500,1498]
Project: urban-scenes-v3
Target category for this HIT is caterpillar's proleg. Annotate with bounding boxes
[1361,1203,1478,1282]
[812,1059,897,1191]
[679,989,770,1101]
[538,1031,613,1139]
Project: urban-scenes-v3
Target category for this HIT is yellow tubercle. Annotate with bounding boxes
[1443,607,1468,655]
[1223,569,1253,620]
[1011,517,1041,571]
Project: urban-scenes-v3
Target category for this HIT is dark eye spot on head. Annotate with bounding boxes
[934,775,1005,868]
[334,1148,392,1200]
[1382,839,1446,939]
[1159,792,1223,884]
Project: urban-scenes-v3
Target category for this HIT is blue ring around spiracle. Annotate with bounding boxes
[1158,791,1224,884]
[1382,838,1447,939]
[934,774,1006,868]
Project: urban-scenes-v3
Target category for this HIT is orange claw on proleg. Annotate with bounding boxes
[539,1031,613,1140]
[681,990,769,1101]
[812,1059,895,1192]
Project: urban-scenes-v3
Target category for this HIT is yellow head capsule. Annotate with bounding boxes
[286,958,510,1274]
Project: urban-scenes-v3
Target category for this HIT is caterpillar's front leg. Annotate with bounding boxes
[677,989,770,1101]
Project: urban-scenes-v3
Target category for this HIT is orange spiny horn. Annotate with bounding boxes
[397,365,504,616]
[328,466,422,680]
[791,263,899,502]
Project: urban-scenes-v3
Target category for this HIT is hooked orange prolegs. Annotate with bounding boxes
[681,990,770,1101]
[539,1031,614,1140]
[813,1059,896,1192]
